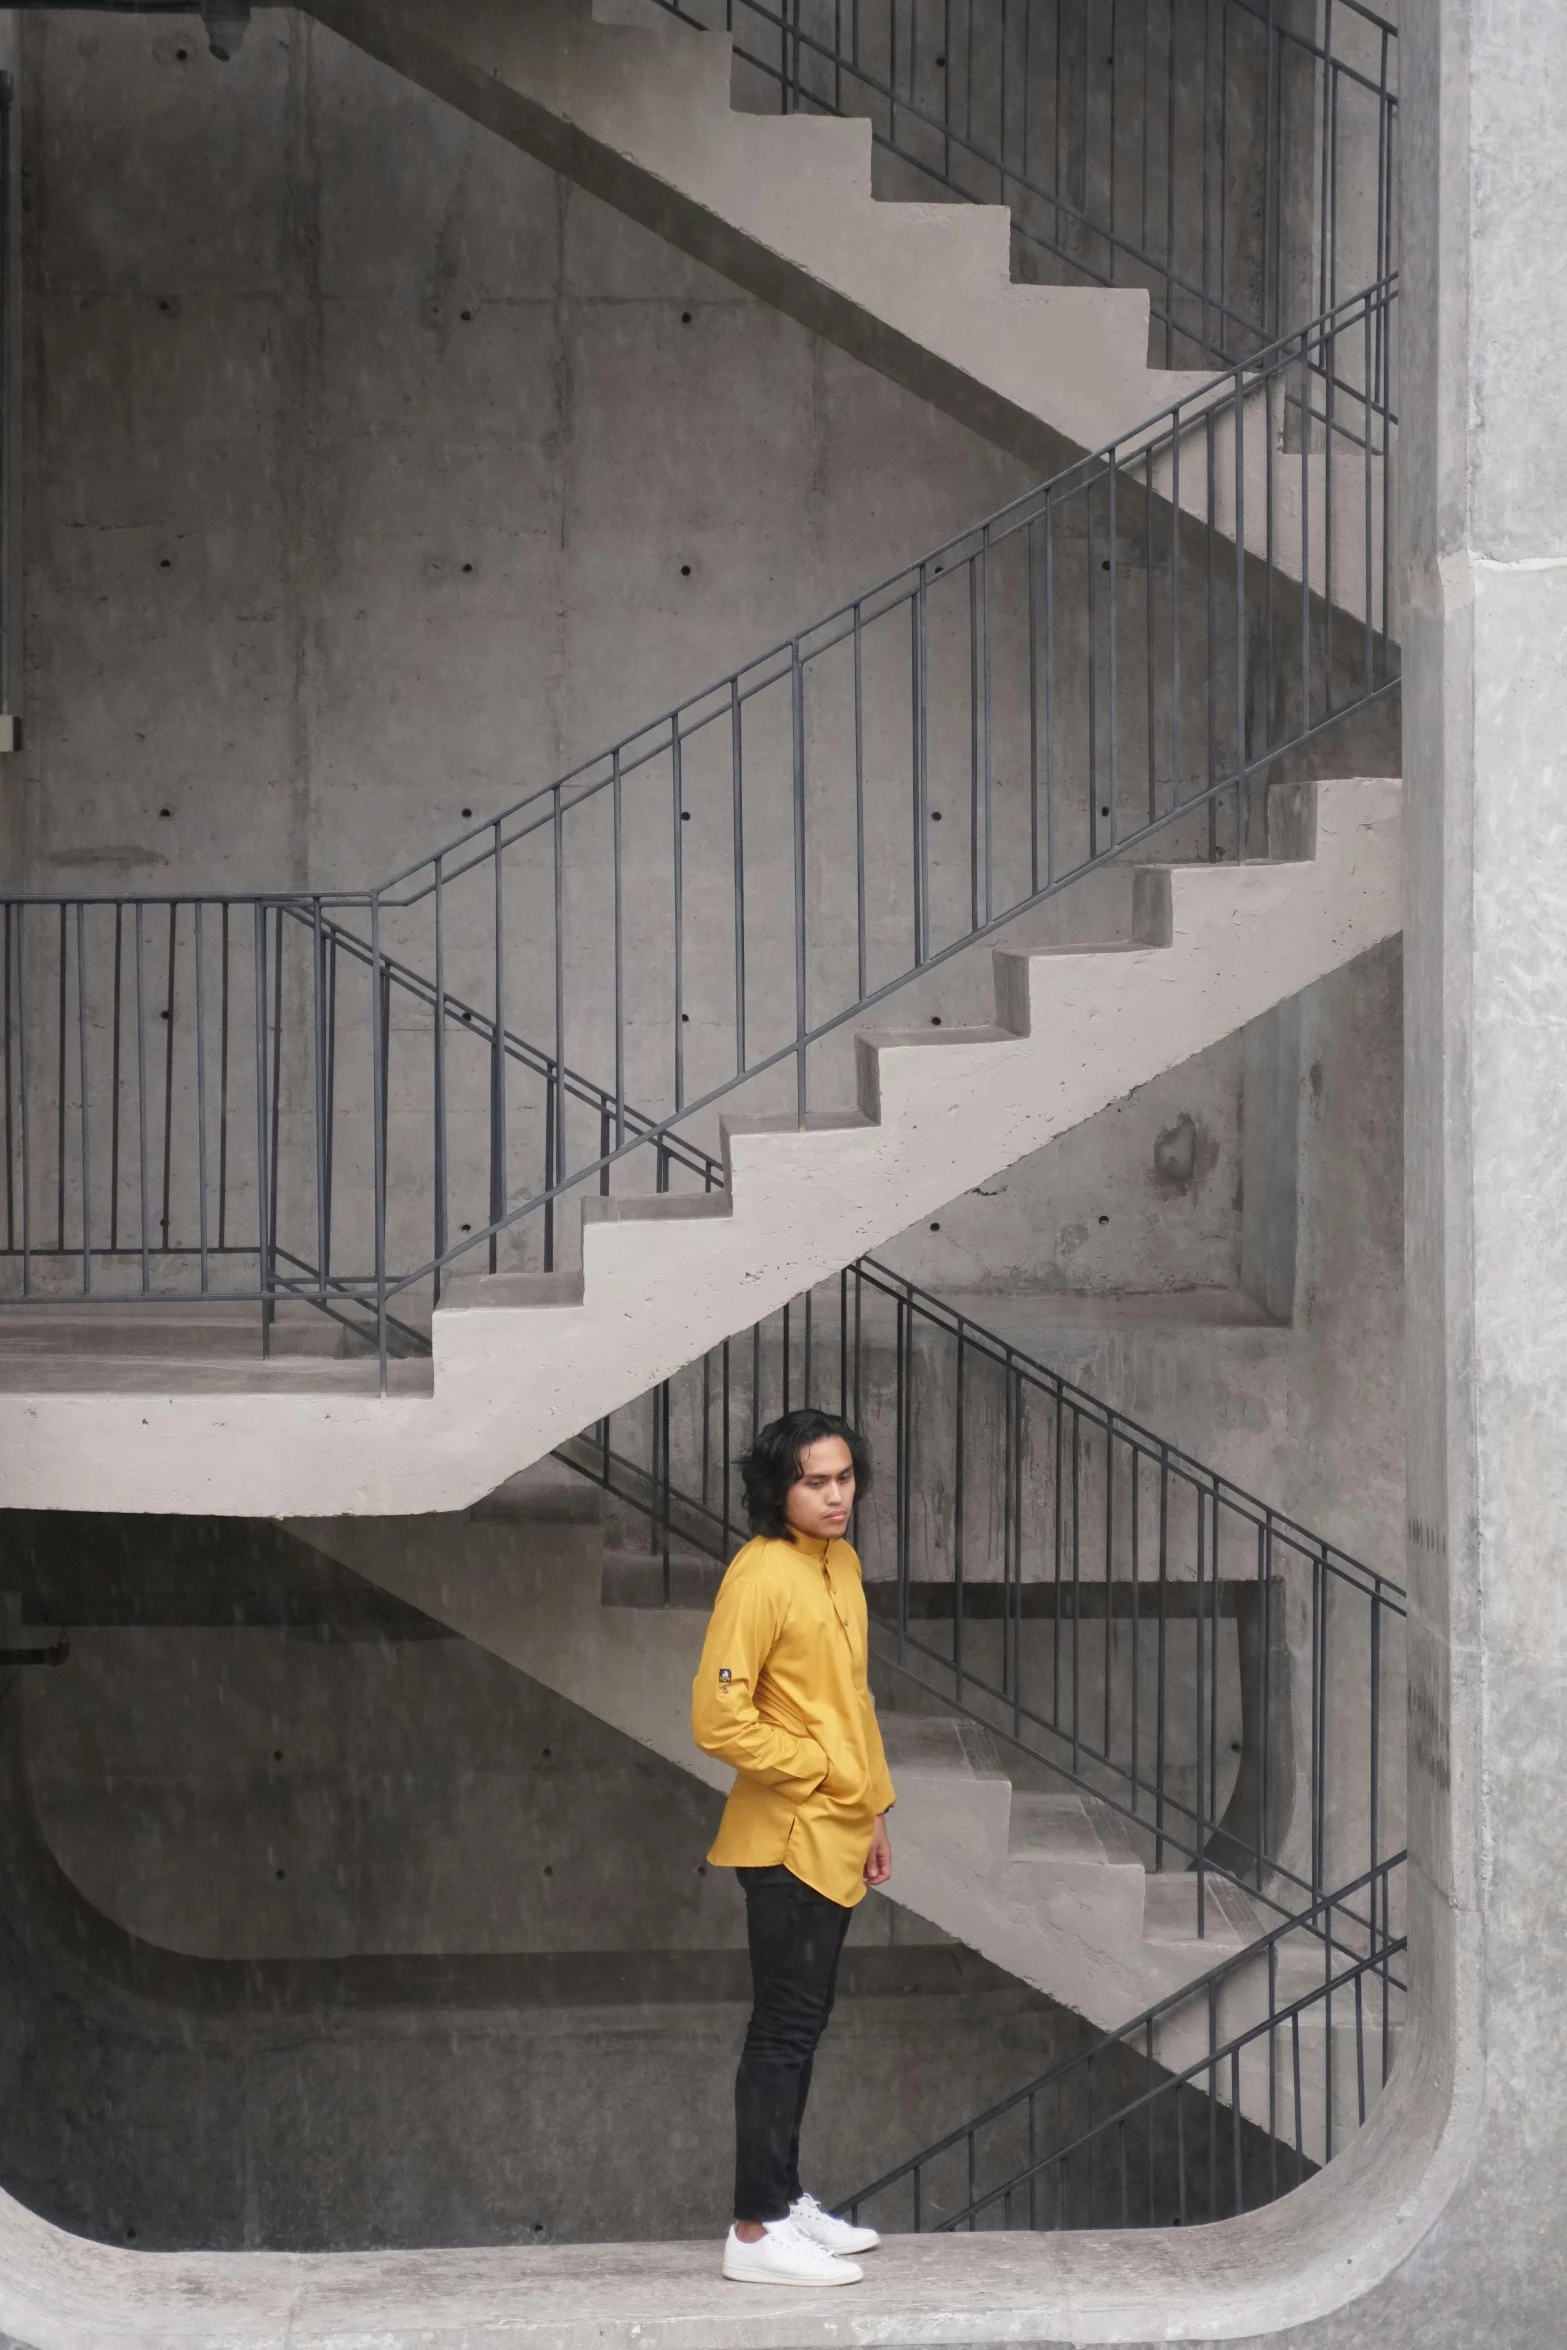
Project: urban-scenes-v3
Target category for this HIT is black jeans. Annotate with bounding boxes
[733,1864,854,2223]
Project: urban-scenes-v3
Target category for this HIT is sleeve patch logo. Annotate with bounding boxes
[718,1667,732,1683]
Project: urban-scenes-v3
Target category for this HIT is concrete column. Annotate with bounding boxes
[1298,0,1567,2332]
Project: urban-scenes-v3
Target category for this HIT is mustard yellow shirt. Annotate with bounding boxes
[691,1531,896,1909]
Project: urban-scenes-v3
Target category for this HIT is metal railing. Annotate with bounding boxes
[838,1856,1405,2230]
[0,283,1398,1371]
[648,0,1397,368]
[560,1241,1406,1943]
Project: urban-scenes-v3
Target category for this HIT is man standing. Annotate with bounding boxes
[691,1408,894,2288]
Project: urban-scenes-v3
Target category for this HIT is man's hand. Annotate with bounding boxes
[864,1813,892,1887]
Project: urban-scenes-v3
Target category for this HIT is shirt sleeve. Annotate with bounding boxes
[691,1562,830,1797]
[861,1685,896,1814]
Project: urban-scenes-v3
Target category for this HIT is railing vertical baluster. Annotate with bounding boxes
[491,823,506,1276]
[791,643,808,1121]
[14,901,26,1293]
[54,903,65,1256]
[216,904,228,1255]
[1107,450,1118,844]
[896,1293,910,1652]
[911,574,928,965]
[194,903,209,1296]
[1195,1482,1207,1933]
[1155,1448,1169,1869]
[163,902,179,1263]
[1129,1439,1141,1827]
[728,690,745,1085]
[2,905,11,1257]
[671,725,685,1117]
[953,1325,965,1697]
[968,553,980,933]
[269,910,286,1318]
[322,932,337,1292]
[136,906,152,1301]
[1069,1405,1081,1772]
[853,602,867,997]
[1103,1409,1115,1761]
[432,858,447,1293]
[369,891,387,1389]
[75,904,91,1294]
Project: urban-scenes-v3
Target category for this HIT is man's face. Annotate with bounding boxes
[784,1435,857,1543]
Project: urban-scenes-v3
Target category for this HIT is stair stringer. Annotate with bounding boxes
[305,0,1220,473]
[0,778,1400,1516]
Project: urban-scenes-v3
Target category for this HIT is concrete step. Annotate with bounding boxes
[600,1548,726,1610]
[0,1299,357,1359]
[308,0,1221,480]
[1,779,1402,1515]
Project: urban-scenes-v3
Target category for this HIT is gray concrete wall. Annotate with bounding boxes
[0,1667,1079,2251]
[17,1617,941,1961]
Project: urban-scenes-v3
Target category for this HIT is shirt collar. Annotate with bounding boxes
[789,1531,833,1565]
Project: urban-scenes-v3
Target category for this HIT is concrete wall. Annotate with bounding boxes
[0,1661,1077,2251]
[19,1617,941,1961]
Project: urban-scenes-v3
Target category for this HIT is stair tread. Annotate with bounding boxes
[1142,1871,1268,1946]
[600,1550,725,1611]
[878,1715,1006,1780]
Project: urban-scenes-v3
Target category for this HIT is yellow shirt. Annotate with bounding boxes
[691,1531,896,1909]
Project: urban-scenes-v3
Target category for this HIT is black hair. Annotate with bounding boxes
[737,1409,872,1541]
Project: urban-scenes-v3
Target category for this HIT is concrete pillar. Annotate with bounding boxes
[1246,0,1567,2333]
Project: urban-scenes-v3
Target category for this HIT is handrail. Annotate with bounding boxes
[839,1855,1406,2230]
[562,1250,1405,1940]
[646,0,1397,369]
[0,284,1399,1378]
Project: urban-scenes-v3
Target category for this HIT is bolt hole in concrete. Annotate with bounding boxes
[159,807,171,818]
[461,807,472,819]
[929,1221,940,1232]
[681,310,693,323]
[680,563,691,576]
[931,808,942,820]
[1101,558,1111,570]
[1098,1213,1110,1225]
[174,47,187,60]
[462,563,473,573]
[460,1222,471,1233]
[460,309,472,322]
[681,809,691,820]
[272,1750,282,1762]
[681,1013,689,1022]
[159,558,171,569]
[274,1870,285,1882]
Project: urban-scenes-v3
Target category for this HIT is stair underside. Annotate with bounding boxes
[291,1500,1402,2154]
[307,0,1220,478]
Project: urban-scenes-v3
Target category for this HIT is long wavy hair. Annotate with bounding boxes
[737,1410,872,1541]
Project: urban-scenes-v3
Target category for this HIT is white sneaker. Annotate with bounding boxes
[722,2218,863,2286]
[789,2192,881,2255]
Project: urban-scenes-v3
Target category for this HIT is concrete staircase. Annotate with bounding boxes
[293,1464,1401,2158]
[306,0,1221,475]
[0,777,1401,1516]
